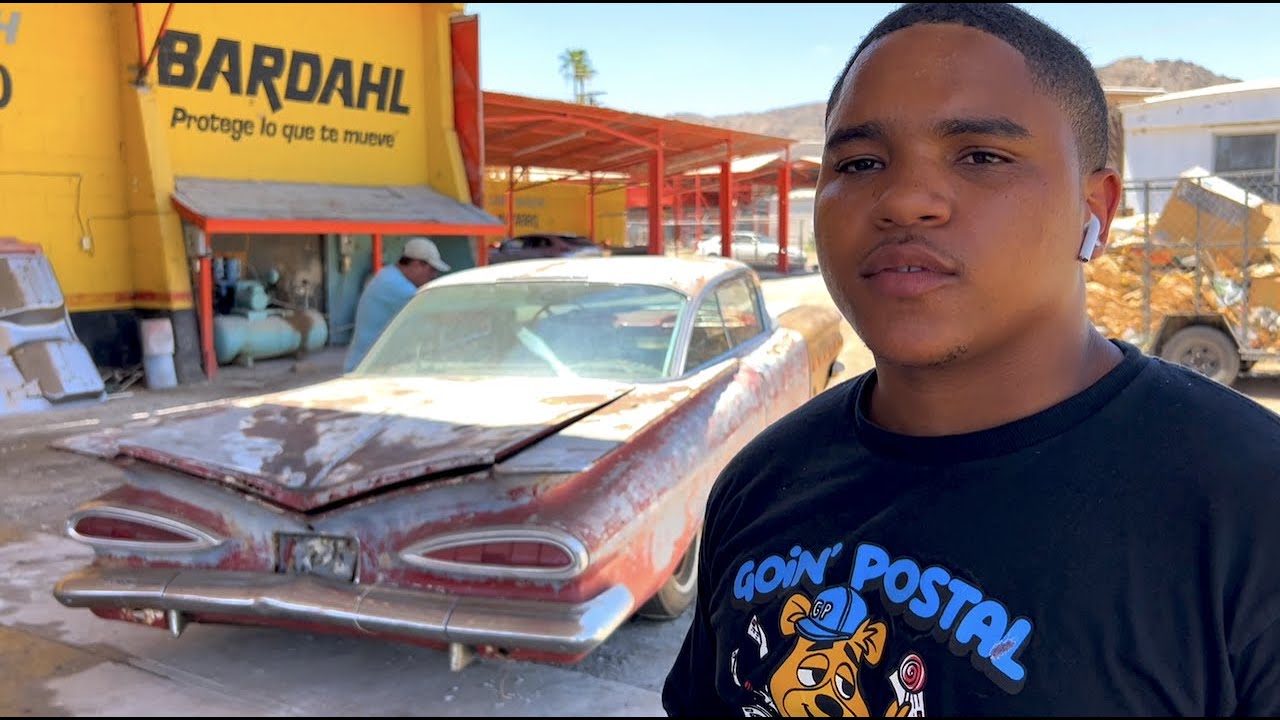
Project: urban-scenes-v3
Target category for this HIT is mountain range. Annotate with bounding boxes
[668,58,1241,143]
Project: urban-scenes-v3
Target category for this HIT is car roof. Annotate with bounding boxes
[427,255,751,297]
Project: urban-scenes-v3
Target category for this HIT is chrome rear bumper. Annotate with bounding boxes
[53,566,634,657]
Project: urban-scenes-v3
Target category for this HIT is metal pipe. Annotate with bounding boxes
[694,174,702,244]
[720,137,734,258]
[506,167,516,239]
[587,173,596,244]
[133,4,146,69]
[778,146,792,274]
[1142,181,1152,344]
[135,3,175,86]
[647,130,665,256]
[199,255,216,381]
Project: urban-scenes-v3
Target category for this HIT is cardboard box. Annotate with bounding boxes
[1153,171,1274,266]
[1264,202,1280,263]
[1249,262,1280,310]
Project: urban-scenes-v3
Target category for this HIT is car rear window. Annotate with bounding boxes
[355,281,688,381]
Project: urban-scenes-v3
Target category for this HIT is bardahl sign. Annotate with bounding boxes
[0,10,19,109]
[157,29,411,115]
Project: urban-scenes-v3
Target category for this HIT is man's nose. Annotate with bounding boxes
[872,162,952,229]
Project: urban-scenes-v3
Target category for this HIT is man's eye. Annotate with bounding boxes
[836,157,883,173]
[961,151,1007,165]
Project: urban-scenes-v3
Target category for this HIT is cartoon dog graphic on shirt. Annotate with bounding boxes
[770,586,913,717]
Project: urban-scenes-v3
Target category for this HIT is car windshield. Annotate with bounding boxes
[353,281,687,381]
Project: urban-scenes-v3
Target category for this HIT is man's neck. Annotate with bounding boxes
[866,316,1125,437]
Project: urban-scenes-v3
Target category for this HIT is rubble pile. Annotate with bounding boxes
[1085,220,1280,350]
[1084,171,1280,350]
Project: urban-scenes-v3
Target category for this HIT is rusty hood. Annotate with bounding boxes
[77,376,633,511]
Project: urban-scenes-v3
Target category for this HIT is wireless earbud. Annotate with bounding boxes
[1078,214,1102,263]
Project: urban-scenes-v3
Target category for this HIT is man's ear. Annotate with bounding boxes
[1084,167,1123,259]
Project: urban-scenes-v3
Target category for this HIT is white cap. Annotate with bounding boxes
[403,237,451,272]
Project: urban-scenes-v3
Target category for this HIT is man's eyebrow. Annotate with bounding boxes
[825,121,886,152]
[842,643,860,663]
[825,117,1030,152]
[934,116,1032,140]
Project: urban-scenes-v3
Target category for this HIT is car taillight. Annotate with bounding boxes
[67,507,222,552]
[400,528,587,580]
[73,516,190,543]
[422,541,572,568]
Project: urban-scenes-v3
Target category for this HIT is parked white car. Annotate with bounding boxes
[694,231,807,269]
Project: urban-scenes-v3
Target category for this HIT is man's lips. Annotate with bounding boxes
[858,243,959,298]
[859,243,959,277]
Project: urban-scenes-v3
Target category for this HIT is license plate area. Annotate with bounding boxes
[275,533,359,583]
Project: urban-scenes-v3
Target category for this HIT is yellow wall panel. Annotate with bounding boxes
[0,3,133,311]
[484,179,628,246]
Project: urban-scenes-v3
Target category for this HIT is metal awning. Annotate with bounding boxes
[171,177,506,236]
[483,91,794,176]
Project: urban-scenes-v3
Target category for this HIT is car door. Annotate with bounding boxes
[733,232,760,262]
[493,239,523,263]
[684,274,808,422]
[527,235,556,259]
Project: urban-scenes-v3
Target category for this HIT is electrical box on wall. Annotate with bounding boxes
[183,224,209,258]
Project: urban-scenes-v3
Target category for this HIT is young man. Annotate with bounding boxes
[663,3,1280,716]
[343,236,450,372]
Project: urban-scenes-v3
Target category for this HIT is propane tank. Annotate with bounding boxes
[212,308,328,367]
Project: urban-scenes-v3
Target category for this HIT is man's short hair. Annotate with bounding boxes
[826,2,1109,173]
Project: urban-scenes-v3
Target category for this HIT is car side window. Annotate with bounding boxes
[716,277,764,346]
[684,294,733,371]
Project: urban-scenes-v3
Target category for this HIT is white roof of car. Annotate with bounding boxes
[427,254,749,297]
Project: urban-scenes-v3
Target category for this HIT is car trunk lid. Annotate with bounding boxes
[86,376,633,512]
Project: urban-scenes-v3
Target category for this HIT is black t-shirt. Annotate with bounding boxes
[662,341,1280,716]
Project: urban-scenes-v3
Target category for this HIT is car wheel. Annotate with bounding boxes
[1159,325,1241,386]
[637,532,699,620]
[765,253,778,265]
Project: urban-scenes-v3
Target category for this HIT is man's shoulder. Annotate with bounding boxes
[1141,356,1280,423]
[1128,353,1280,460]
[368,265,414,294]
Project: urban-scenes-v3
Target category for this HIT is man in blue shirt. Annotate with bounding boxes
[343,237,450,372]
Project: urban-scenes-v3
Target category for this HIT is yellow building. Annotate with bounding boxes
[0,3,502,383]
[483,174,628,246]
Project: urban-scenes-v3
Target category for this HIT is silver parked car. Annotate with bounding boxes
[695,231,807,269]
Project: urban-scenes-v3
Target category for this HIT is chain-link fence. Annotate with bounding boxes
[624,194,820,270]
[1089,173,1280,362]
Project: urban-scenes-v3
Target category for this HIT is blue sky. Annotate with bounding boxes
[465,3,1280,117]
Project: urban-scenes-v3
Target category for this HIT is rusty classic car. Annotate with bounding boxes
[51,255,845,669]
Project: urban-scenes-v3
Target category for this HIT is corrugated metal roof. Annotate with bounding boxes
[1119,79,1280,109]
[172,177,502,228]
[483,91,795,177]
